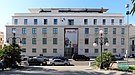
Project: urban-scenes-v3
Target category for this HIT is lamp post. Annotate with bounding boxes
[93,30,109,69]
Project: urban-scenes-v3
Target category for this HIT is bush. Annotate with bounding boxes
[95,52,115,69]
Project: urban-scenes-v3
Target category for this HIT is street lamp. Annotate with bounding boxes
[93,30,109,69]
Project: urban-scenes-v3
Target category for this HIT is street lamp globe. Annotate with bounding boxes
[105,42,109,46]
[93,42,97,47]
[99,30,104,34]
[12,30,16,34]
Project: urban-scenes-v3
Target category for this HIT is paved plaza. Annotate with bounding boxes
[0,66,134,75]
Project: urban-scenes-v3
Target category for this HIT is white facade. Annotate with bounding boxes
[6,8,128,58]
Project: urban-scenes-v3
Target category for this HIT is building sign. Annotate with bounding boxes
[65,29,78,48]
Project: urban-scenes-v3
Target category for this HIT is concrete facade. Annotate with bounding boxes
[6,8,129,58]
[0,31,4,49]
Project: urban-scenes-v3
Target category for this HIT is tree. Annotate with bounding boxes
[95,52,116,69]
[0,44,22,68]
[131,0,135,15]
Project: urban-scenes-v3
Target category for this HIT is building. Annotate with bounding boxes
[0,31,4,49]
[129,25,135,57]
[6,8,128,58]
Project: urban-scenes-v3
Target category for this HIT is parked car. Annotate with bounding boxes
[50,59,70,66]
[34,56,49,61]
[72,54,90,61]
[111,55,124,61]
[52,56,68,61]
[28,58,47,66]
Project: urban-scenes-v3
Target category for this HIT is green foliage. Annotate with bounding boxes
[0,44,22,67]
[95,52,114,69]
[129,66,135,70]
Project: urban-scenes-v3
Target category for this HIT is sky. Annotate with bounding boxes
[0,0,135,33]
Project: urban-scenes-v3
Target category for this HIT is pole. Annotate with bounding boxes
[100,33,103,69]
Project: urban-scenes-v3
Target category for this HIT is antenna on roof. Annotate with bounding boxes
[99,7,104,13]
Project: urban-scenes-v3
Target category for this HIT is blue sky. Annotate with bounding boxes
[0,0,134,33]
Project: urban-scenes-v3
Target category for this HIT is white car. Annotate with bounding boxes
[50,59,70,66]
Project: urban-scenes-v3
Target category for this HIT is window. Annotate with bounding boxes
[111,19,114,25]
[104,28,108,34]
[121,28,125,34]
[32,38,36,44]
[53,38,57,44]
[43,38,47,44]
[85,38,89,44]
[94,49,98,53]
[85,28,89,34]
[104,38,108,44]
[95,28,99,34]
[32,28,36,34]
[53,49,57,53]
[113,48,116,53]
[22,28,26,34]
[103,19,106,25]
[44,19,47,25]
[22,38,26,44]
[54,19,58,25]
[93,19,97,25]
[12,28,16,32]
[104,49,108,52]
[119,19,122,25]
[42,48,47,53]
[24,19,28,25]
[132,40,135,45]
[22,48,26,53]
[84,19,88,25]
[14,19,18,24]
[121,38,125,45]
[95,38,98,45]
[121,48,125,54]
[42,28,47,34]
[113,38,116,45]
[85,49,89,53]
[132,48,134,51]
[53,28,58,34]
[32,48,36,53]
[34,19,38,25]
[68,19,74,25]
[113,28,116,34]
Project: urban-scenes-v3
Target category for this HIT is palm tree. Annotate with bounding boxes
[131,0,135,15]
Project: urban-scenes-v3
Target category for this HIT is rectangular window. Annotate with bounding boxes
[94,49,98,53]
[22,48,26,53]
[103,19,106,25]
[42,28,47,34]
[34,19,38,25]
[132,48,134,51]
[53,28,58,34]
[104,28,108,34]
[95,38,98,45]
[84,19,88,25]
[113,28,116,34]
[121,28,125,34]
[32,38,36,44]
[113,38,116,45]
[68,19,74,25]
[95,28,99,34]
[22,28,26,34]
[22,38,26,44]
[113,48,116,53]
[104,38,108,45]
[43,38,47,44]
[119,19,122,25]
[32,28,36,34]
[111,19,114,25]
[121,48,125,54]
[44,19,47,25]
[42,48,47,53]
[93,19,97,25]
[85,49,89,53]
[53,38,57,44]
[121,38,125,45]
[132,40,134,45]
[53,49,57,53]
[24,19,28,25]
[104,49,108,52]
[54,19,58,25]
[32,48,36,53]
[85,28,89,34]
[14,19,18,24]
[85,38,89,44]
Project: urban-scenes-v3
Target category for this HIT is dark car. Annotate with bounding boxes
[52,56,68,61]
[72,54,90,61]
[28,58,47,66]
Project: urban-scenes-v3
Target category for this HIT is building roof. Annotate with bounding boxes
[28,8,108,13]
